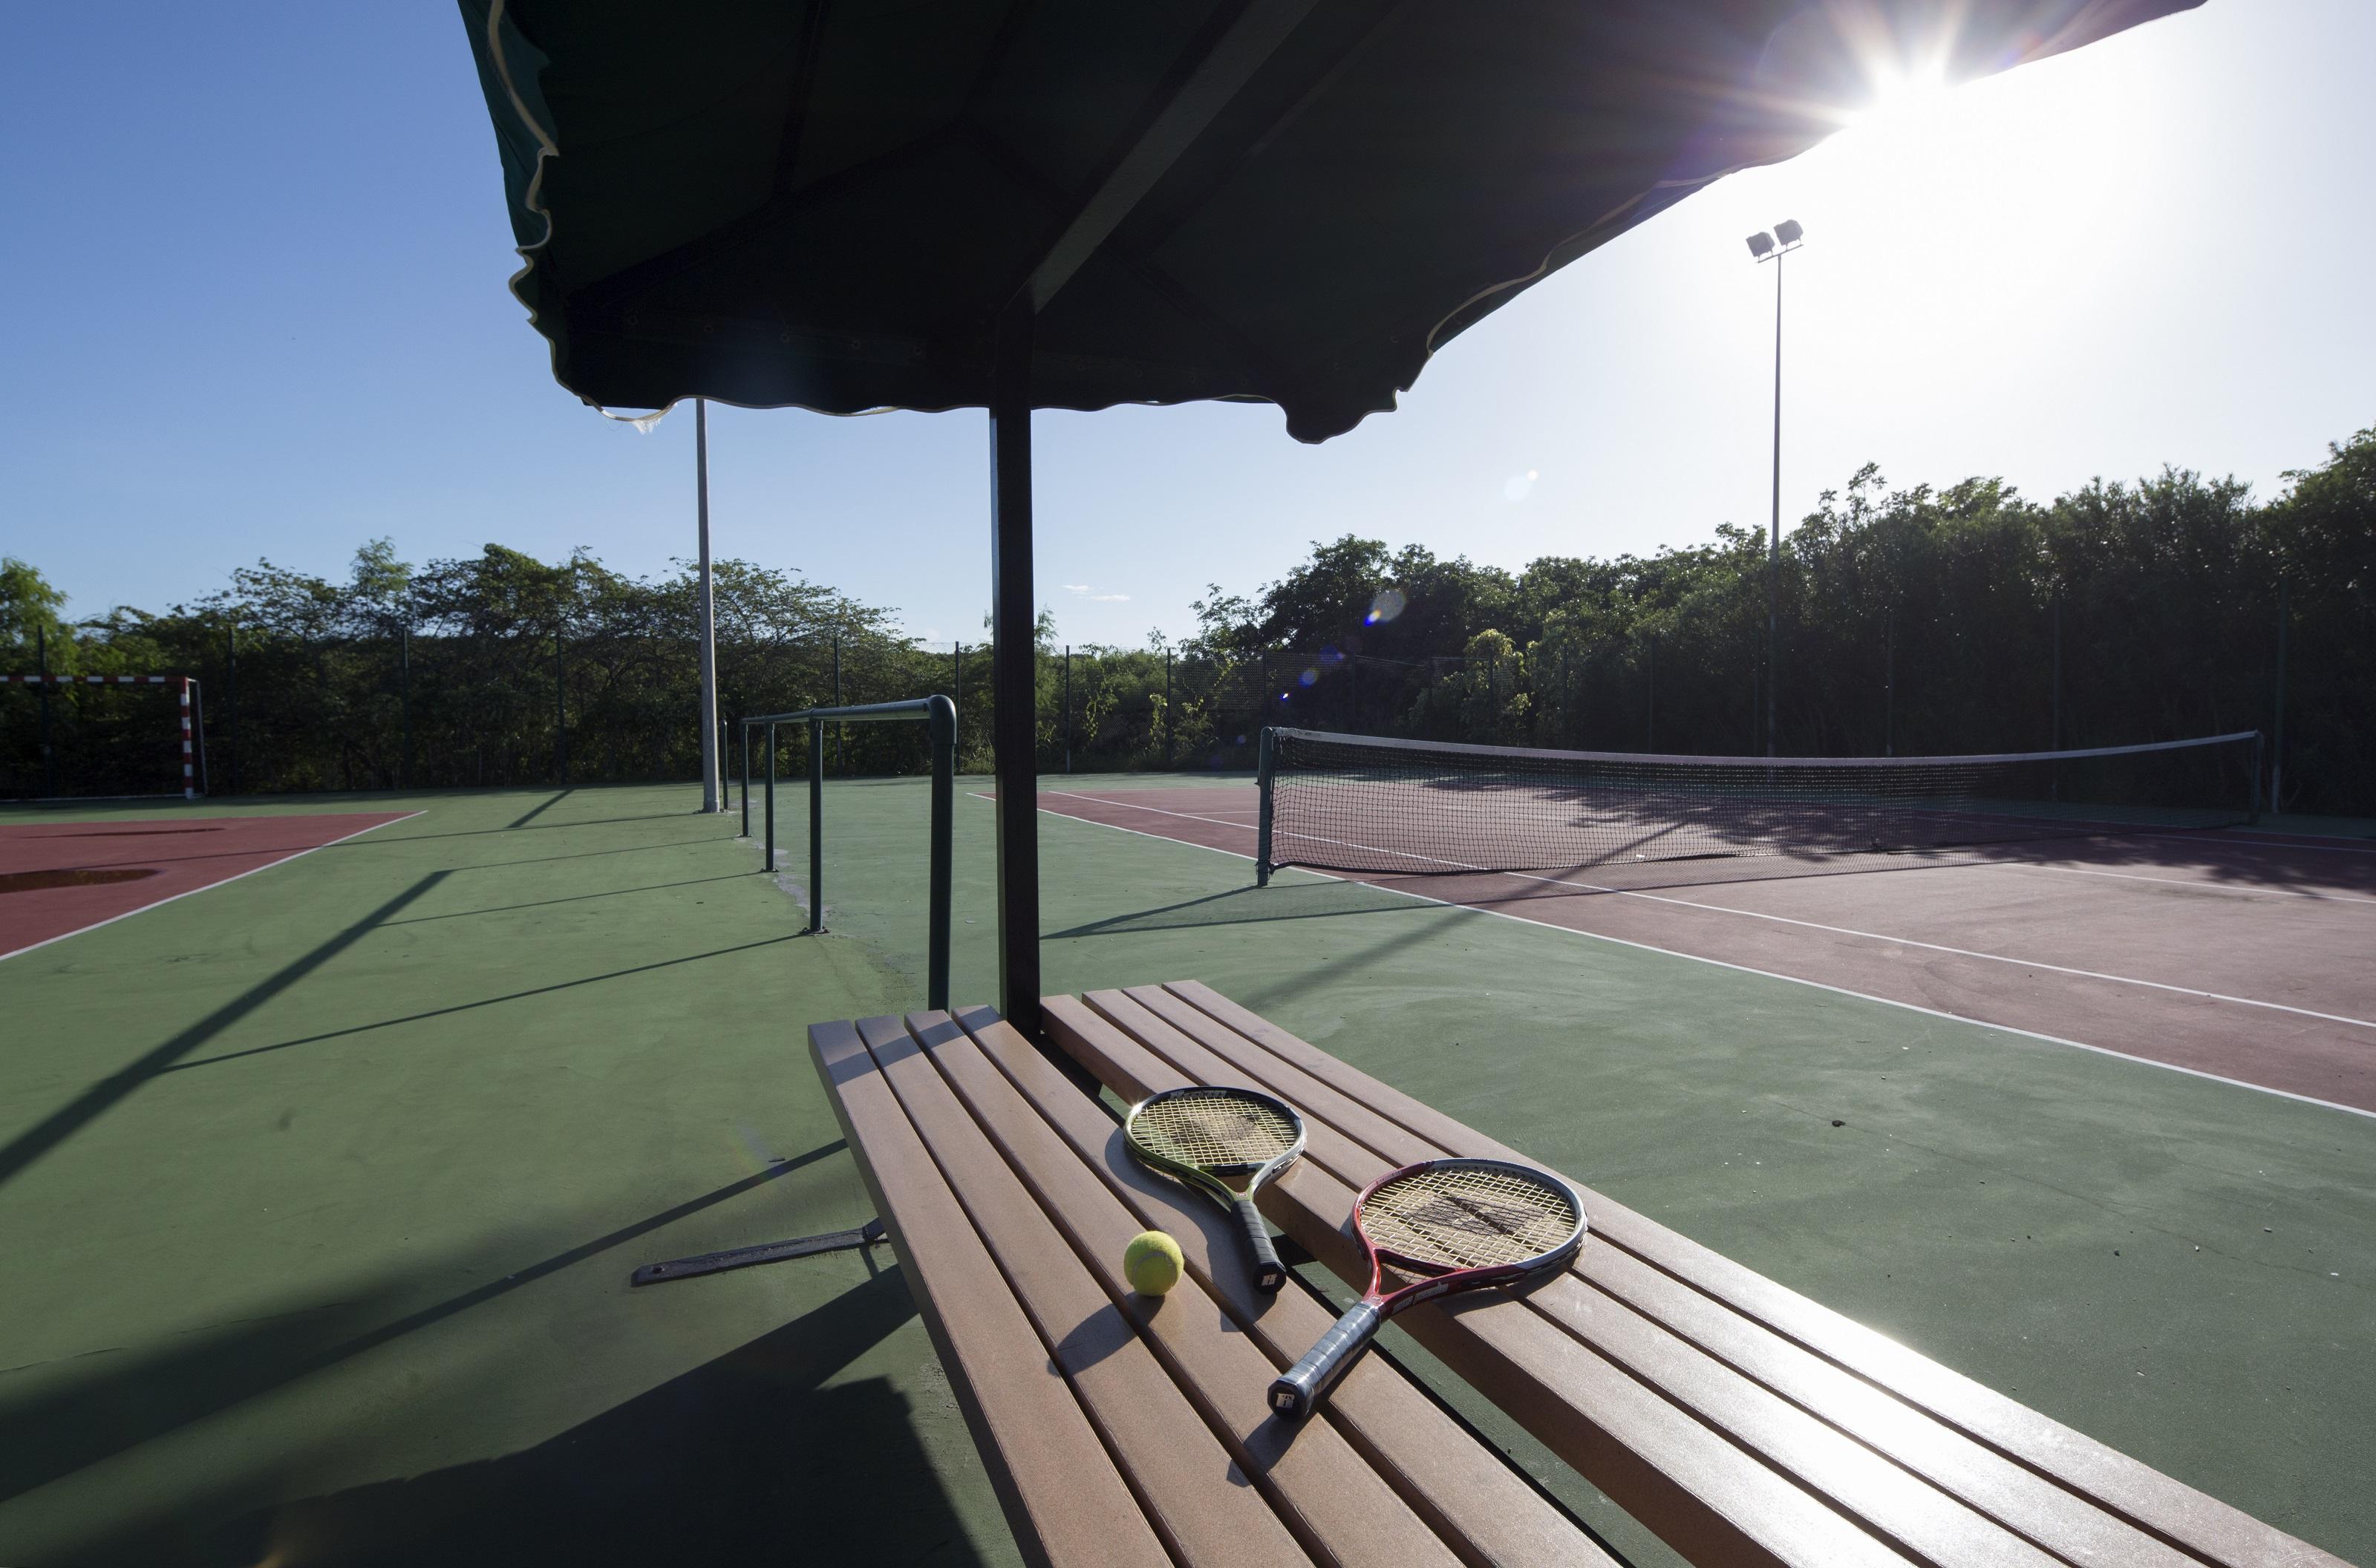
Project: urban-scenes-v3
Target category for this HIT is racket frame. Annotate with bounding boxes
[1269,1156,1587,1417]
[1123,1085,1308,1292]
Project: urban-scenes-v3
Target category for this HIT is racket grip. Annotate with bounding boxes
[1234,1195,1287,1292]
[1268,1299,1382,1417]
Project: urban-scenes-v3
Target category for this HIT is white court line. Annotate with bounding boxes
[1045,790,2376,1034]
[2141,830,2376,858]
[0,811,427,963]
[2012,860,2376,907]
[1011,792,2376,1123]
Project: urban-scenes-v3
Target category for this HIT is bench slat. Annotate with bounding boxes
[1089,989,2113,1568]
[869,1011,1464,1568]
[1045,993,1917,1568]
[852,1014,1317,1568]
[809,1018,1173,1568]
[1161,979,2349,1568]
[1110,986,2206,1568]
[936,1004,1616,1568]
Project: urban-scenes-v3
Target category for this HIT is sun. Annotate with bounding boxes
[1850,62,1956,130]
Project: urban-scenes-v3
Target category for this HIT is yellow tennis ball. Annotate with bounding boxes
[1123,1230,1184,1296]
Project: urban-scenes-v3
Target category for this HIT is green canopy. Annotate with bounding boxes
[463,0,2193,442]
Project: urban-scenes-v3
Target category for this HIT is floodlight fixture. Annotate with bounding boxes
[1774,218,1804,246]
[1745,231,1775,258]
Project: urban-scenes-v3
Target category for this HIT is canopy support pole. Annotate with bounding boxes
[989,296,1042,1036]
[696,399,722,812]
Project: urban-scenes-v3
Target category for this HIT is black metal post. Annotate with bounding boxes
[224,620,238,796]
[1063,644,1072,773]
[399,622,411,791]
[37,627,54,799]
[1645,636,1656,750]
[1883,608,1894,757]
[2271,578,2289,812]
[832,631,843,774]
[988,295,1042,1034]
[2050,598,2063,800]
[555,624,569,785]
[1163,650,1173,766]
[763,722,777,873]
[740,721,751,837]
[808,717,825,933]
[1255,726,1276,886]
[927,693,956,1010]
[1347,653,1358,733]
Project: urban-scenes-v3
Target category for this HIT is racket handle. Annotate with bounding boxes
[1234,1195,1287,1292]
[1269,1299,1382,1417]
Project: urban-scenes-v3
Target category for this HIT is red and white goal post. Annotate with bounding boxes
[1,674,207,800]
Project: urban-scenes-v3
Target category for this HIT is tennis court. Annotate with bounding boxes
[1033,774,2376,1116]
[4,777,2372,1565]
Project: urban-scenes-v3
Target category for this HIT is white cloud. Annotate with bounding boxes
[1061,584,1091,594]
[1089,592,1130,602]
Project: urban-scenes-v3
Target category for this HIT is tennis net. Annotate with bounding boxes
[1256,727,2262,881]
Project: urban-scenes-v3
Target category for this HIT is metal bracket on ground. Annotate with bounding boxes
[630,1216,887,1286]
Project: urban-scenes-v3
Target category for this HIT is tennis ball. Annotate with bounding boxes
[1123,1230,1184,1296]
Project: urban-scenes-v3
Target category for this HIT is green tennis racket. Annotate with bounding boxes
[1124,1085,1307,1292]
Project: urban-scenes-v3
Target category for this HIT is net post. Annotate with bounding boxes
[926,693,957,1010]
[808,717,826,934]
[1256,726,1276,886]
[763,722,777,874]
[2249,731,2265,825]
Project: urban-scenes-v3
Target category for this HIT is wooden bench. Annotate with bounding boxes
[812,985,2346,1567]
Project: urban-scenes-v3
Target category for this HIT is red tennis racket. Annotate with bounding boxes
[1268,1157,1586,1417]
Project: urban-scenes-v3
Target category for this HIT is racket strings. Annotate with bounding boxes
[1129,1091,1299,1169]
[1365,1165,1579,1270]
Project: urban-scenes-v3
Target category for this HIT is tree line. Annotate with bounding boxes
[3,425,2369,814]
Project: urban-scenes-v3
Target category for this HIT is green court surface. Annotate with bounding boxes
[1,779,2369,1566]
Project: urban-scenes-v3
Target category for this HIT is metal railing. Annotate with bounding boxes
[739,696,957,1009]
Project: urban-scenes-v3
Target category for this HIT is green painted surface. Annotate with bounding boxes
[3,777,2369,1565]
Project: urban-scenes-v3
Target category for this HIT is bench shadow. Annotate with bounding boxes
[49,1267,992,1568]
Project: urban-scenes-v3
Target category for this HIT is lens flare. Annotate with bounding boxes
[1367,589,1406,626]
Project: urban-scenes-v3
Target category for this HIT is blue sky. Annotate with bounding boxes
[4,3,2370,651]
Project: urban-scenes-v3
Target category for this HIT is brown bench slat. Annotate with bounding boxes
[1044,993,1919,1568]
[851,1014,1317,1568]
[1110,986,2207,1568]
[809,1018,1173,1568]
[935,1004,1616,1568]
[1160,979,2349,1568]
[1077,988,2089,1568]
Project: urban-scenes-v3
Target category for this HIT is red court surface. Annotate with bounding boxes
[0,811,417,960]
[1031,784,2376,1117]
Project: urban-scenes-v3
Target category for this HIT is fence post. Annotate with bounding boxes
[555,625,569,785]
[763,721,776,872]
[808,717,826,933]
[1645,636,1656,751]
[1163,649,1173,767]
[2270,578,2288,813]
[927,694,956,1010]
[399,622,411,791]
[36,626,55,798]
[1255,726,1276,886]
[953,642,963,761]
[740,721,751,837]
[1063,644,1071,773]
[1884,608,1894,757]
[224,620,238,796]
[832,632,843,775]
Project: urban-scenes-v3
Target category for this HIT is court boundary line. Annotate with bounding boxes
[1008,791,2376,1123]
[0,811,425,964]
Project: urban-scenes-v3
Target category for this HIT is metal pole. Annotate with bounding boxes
[1883,608,1894,757]
[988,295,1042,1034]
[399,622,411,791]
[1347,653,1357,733]
[1646,636,1656,750]
[1766,247,1783,758]
[927,693,956,1010]
[1255,726,1276,886]
[740,721,751,837]
[808,717,825,934]
[1063,644,1071,773]
[2271,577,2289,812]
[36,627,53,799]
[1163,649,1173,766]
[555,620,568,785]
[696,398,722,811]
[763,721,777,872]
[2050,598,2063,800]
[832,631,843,775]
[224,620,238,796]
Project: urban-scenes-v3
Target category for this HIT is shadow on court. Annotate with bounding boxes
[42,1269,986,1568]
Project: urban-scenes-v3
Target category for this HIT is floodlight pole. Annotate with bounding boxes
[1766,247,1783,758]
[989,295,1042,1035]
[696,399,722,812]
